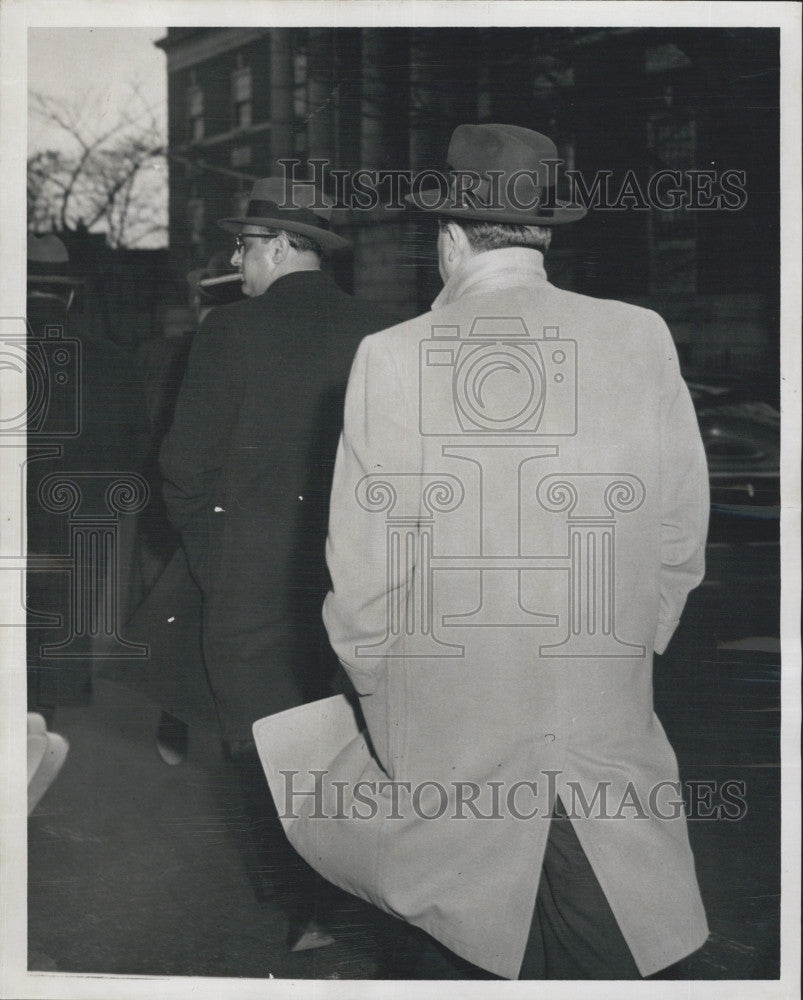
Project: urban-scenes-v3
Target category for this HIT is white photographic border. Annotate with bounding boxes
[1,3,800,999]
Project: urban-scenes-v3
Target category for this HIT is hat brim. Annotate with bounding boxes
[27,272,85,285]
[217,216,350,251]
[402,191,587,225]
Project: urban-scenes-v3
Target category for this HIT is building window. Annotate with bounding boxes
[644,43,692,75]
[187,82,204,142]
[187,197,205,248]
[292,48,309,162]
[232,65,253,130]
[646,113,697,295]
[231,145,252,168]
[532,58,574,97]
[557,139,575,176]
[477,60,492,120]
[293,50,308,118]
[231,191,250,216]
[647,115,697,240]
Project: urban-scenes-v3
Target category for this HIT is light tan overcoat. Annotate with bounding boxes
[282,248,710,978]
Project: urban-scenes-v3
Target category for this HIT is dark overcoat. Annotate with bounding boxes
[26,299,150,710]
[160,269,394,741]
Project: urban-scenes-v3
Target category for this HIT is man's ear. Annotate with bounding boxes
[272,232,291,263]
[445,221,469,261]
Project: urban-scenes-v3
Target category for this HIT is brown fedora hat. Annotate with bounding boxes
[27,233,84,285]
[405,123,586,225]
[217,176,349,251]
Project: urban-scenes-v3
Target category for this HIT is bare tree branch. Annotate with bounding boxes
[28,85,167,247]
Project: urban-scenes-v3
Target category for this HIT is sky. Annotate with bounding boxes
[27,28,167,156]
[27,28,169,246]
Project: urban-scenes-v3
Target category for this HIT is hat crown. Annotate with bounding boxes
[403,121,585,225]
[447,124,560,187]
[248,176,333,222]
[27,233,69,265]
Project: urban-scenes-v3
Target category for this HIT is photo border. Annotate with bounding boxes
[1,3,799,998]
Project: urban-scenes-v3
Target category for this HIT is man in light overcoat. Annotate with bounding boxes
[270,124,711,978]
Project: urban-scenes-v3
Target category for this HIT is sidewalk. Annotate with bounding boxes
[28,677,385,979]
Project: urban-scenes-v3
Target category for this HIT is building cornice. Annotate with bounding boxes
[174,120,271,153]
[157,28,273,75]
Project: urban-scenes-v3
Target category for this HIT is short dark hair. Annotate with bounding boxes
[443,219,552,254]
[282,229,323,257]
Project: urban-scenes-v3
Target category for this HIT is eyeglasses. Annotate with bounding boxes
[234,232,278,253]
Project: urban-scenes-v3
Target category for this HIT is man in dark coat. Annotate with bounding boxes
[26,233,149,714]
[159,176,395,942]
[160,176,392,744]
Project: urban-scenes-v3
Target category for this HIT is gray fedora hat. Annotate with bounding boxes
[405,123,586,225]
[217,176,349,251]
[27,233,84,285]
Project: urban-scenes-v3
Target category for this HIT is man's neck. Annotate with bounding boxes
[433,247,546,309]
[260,261,322,296]
[282,255,322,278]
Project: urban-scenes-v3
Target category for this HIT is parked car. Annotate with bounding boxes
[687,377,780,541]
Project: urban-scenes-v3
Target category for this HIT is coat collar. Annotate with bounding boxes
[432,247,548,310]
[259,267,329,301]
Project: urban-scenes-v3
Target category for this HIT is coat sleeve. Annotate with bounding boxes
[322,332,419,695]
[159,316,230,531]
[159,314,244,592]
[654,316,710,654]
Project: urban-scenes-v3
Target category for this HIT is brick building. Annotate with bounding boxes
[156,27,779,378]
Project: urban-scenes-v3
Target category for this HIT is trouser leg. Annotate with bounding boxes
[386,794,642,980]
[225,739,342,936]
[391,923,500,980]
[519,797,641,979]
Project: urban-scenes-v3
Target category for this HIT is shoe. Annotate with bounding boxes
[27,713,69,815]
[156,711,188,765]
[287,920,336,952]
